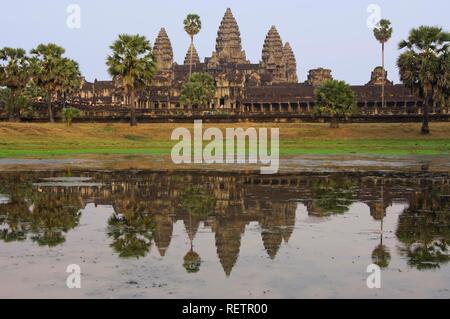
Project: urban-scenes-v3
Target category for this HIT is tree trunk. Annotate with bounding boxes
[381,42,385,109]
[48,90,55,123]
[8,89,16,122]
[330,116,339,128]
[189,35,194,78]
[130,89,137,126]
[421,93,431,135]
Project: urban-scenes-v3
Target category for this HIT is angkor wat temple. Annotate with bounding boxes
[71,8,442,117]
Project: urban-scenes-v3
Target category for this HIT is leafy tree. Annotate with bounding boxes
[310,177,355,216]
[314,80,357,128]
[106,34,157,126]
[0,88,23,119]
[180,72,216,109]
[181,185,216,218]
[184,14,202,77]
[62,107,81,126]
[373,19,393,109]
[0,47,31,121]
[30,43,82,123]
[397,26,450,134]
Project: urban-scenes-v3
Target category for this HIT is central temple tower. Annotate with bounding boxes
[209,8,249,66]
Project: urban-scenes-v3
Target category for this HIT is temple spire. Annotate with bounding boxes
[153,27,173,70]
[211,8,248,65]
[283,42,298,83]
[261,26,287,83]
[184,43,200,65]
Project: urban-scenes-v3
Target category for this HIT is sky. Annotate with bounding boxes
[1,0,449,84]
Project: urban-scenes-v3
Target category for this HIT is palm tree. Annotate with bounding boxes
[0,47,31,121]
[60,58,82,108]
[30,43,81,123]
[183,14,202,78]
[373,19,393,110]
[397,26,450,134]
[436,51,450,113]
[106,34,157,126]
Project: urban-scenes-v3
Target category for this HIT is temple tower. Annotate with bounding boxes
[261,26,287,83]
[153,27,173,70]
[366,66,393,86]
[184,43,200,65]
[306,68,333,86]
[210,8,248,65]
[283,42,298,83]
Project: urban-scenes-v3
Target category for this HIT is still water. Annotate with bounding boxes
[0,170,449,298]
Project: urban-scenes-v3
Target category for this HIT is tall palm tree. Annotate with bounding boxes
[106,34,157,126]
[59,58,82,108]
[0,47,31,121]
[183,14,202,78]
[436,51,450,113]
[373,19,393,110]
[397,26,450,134]
[30,43,81,123]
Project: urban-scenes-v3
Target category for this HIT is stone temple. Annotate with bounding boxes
[76,8,428,116]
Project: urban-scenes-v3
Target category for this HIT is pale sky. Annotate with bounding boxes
[1,0,449,84]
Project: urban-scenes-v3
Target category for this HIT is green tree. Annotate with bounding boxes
[314,80,357,128]
[436,51,450,113]
[60,58,82,107]
[62,107,81,126]
[0,47,31,121]
[30,43,82,123]
[184,14,202,78]
[106,34,157,126]
[397,26,450,134]
[310,177,355,216]
[180,72,216,109]
[373,19,393,109]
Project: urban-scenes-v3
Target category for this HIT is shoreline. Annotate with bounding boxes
[1,153,449,173]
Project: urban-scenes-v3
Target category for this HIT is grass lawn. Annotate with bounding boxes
[0,122,450,158]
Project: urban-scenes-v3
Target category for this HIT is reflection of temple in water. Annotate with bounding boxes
[0,171,449,275]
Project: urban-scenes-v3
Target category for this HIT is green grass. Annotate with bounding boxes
[0,123,449,158]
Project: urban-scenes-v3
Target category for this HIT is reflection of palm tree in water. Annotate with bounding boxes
[396,185,450,270]
[0,184,82,247]
[181,186,216,273]
[107,195,155,259]
[371,183,391,269]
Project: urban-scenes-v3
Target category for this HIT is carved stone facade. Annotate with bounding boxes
[72,8,428,115]
[306,68,333,86]
[366,66,394,86]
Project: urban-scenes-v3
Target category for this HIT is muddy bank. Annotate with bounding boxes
[0,154,449,173]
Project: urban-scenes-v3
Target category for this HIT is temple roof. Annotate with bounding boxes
[241,84,421,103]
